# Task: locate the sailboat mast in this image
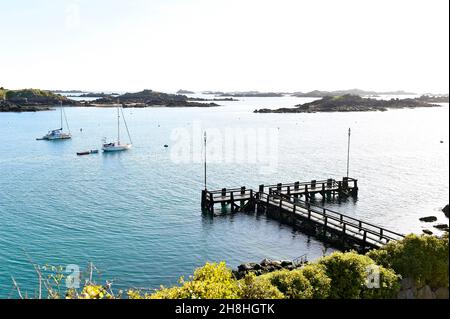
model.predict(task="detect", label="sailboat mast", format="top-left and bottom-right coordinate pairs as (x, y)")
top-left (60, 101), bottom-right (63, 130)
top-left (117, 104), bottom-right (121, 145)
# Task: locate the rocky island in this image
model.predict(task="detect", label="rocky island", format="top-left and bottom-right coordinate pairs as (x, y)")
top-left (0, 88), bottom-right (78, 112)
top-left (254, 94), bottom-right (440, 113)
top-left (415, 94), bottom-right (449, 103)
top-left (177, 89), bottom-right (195, 94)
top-left (203, 91), bottom-right (284, 98)
top-left (91, 89), bottom-right (219, 108)
top-left (291, 89), bottom-right (416, 98)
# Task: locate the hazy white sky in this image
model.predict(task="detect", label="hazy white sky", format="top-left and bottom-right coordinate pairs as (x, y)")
top-left (0, 0), bottom-right (448, 93)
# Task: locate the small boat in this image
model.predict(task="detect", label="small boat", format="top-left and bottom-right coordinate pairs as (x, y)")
top-left (102, 102), bottom-right (133, 153)
top-left (77, 150), bottom-right (99, 156)
top-left (39, 101), bottom-right (72, 141)
top-left (77, 151), bottom-right (90, 156)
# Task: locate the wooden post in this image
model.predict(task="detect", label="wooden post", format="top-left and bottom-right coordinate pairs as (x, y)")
top-left (327, 179), bottom-right (333, 188)
top-left (338, 181), bottom-right (342, 197)
top-left (201, 190), bottom-right (207, 210)
top-left (221, 188), bottom-right (227, 209)
top-left (322, 183), bottom-right (326, 202)
top-left (311, 180), bottom-right (316, 189)
top-left (209, 192), bottom-right (214, 212)
top-left (240, 187), bottom-right (246, 210)
top-left (230, 192), bottom-right (235, 213)
top-left (287, 186), bottom-right (291, 196)
top-left (259, 184), bottom-right (264, 194)
top-left (305, 185), bottom-right (309, 202)
top-left (352, 180), bottom-right (359, 197)
top-left (307, 204), bottom-right (311, 219)
top-left (343, 177), bottom-right (349, 189)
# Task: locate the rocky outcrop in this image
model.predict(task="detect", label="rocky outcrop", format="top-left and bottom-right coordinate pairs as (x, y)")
top-left (233, 258), bottom-right (307, 279)
top-left (416, 95), bottom-right (449, 103)
top-left (397, 278), bottom-right (449, 299)
top-left (443, 205), bottom-right (449, 218)
top-left (254, 95), bottom-right (440, 113)
top-left (434, 224), bottom-right (449, 232)
top-left (177, 89), bottom-right (195, 94)
top-left (1, 88), bottom-right (79, 112)
top-left (420, 216), bottom-right (438, 223)
top-left (93, 90), bottom-right (219, 108)
top-left (0, 100), bottom-right (52, 112)
top-left (291, 89), bottom-right (415, 98)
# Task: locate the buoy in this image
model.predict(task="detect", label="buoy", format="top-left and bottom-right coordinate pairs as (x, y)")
top-left (164, 145), bottom-right (169, 148)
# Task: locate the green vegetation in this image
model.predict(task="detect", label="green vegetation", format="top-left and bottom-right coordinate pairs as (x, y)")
top-left (12, 235), bottom-right (448, 299)
top-left (5, 89), bottom-right (68, 104)
top-left (367, 234), bottom-right (449, 289)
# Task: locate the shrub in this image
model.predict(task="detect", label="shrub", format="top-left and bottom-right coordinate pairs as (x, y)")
top-left (318, 251), bottom-right (399, 299)
top-left (264, 269), bottom-right (313, 299)
top-left (149, 262), bottom-right (240, 299)
top-left (238, 273), bottom-right (284, 299)
top-left (367, 234), bottom-right (449, 288)
top-left (299, 264), bottom-right (332, 299)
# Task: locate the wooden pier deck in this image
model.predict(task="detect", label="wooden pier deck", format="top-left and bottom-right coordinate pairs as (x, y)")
top-left (201, 177), bottom-right (404, 252)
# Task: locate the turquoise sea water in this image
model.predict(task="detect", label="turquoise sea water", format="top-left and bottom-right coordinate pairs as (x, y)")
top-left (0, 96), bottom-right (448, 297)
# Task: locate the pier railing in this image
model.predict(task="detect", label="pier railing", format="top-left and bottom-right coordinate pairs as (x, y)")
top-left (259, 191), bottom-right (404, 248)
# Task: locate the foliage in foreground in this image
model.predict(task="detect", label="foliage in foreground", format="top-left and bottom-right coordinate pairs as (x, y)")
top-left (367, 233), bottom-right (449, 288)
top-left (13, 234), bottom-right (448, 299)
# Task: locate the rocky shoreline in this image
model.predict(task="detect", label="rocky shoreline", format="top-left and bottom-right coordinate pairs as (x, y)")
top-left (233, 258), bottom-right (308, 280)
top-left (255, 94), bottom-right (440, 113)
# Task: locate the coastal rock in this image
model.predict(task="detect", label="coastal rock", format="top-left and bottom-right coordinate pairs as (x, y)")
top-left (434, 224), bottom-right (449, 232)
top-left (434, 287), bottom-right (449, 299)
top-left (401, 278), bottom-right (416, 290)
top-left (443, 205), bottom-right (449, 218)
top-left (416, 285), bottom-right (435, 299)
top-left (92, 89), bottom-right (219, 108)
top-left (419, 216), bottom-right (437, 223)
top-left (398, 289), bottom-right (416, 299)
top-left (260, 258), bottom-right (272, 266)
top-left (238, 263), bottom-right (257, 272)
top-left (422, 230), bottom-right (433, 235)
top-left (281, 260), bottom-right (293, 267)
top-left (254, 95), bottom-right (440, 114)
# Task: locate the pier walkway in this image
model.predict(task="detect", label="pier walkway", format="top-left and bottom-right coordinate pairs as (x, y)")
top-left (201, 178), bottom-right (404, 251)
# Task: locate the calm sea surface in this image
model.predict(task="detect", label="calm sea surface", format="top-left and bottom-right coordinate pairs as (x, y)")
top-left (0, 95), bottom-right (448, 297)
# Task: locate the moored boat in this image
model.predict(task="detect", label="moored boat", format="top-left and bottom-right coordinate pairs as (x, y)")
top-left (102, 102), bottom-right (133, 153)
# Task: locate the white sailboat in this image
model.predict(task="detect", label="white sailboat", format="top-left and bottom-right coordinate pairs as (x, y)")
top-left (102, 103), bottom-right (133, 152)
top-left (39, 101), bottom-right (72, 141)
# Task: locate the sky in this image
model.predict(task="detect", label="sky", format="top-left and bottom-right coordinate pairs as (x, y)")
top-left (0, 0), bottom-right (449, 93)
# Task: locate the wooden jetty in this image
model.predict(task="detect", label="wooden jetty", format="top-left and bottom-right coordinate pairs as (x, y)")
top-left (201, 177), bottom-right (404, 252)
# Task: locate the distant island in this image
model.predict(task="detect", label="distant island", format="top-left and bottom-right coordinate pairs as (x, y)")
top-left (203, 91), bottom-right (285, 98)
top-left (177, 89), bottom-right (195, 94)
top-left (291, 89), bottom-right (416, 98)
top-left (0, 88), bottom-right (79, 112)
top-left (0, 88), bottom-right (219, 112)
top-left (415, 94), bottom-right (449, 103)
top-left (91, 89), bottom-right (219, 108)
top-left (254, 95), bottom-right (440, 113)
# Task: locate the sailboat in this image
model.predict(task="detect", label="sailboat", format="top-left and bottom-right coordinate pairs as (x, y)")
top-left (39, 101), bottom-right (72, 141)
top-left (102, 103), bottom-right (133, 152)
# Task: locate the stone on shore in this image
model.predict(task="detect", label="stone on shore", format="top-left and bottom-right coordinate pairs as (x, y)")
top-left (416, 285), bottom-right (435, 299)
top-left (419, 216), bottom-right (437, 223)
top-left (443, 205), bottom-right (449, 218)
top-left (434, 287), bottom-right (449, 299)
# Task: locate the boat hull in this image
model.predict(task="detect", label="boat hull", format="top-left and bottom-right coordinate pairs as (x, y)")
top-left (102, 144), bottom-right (132, 152)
